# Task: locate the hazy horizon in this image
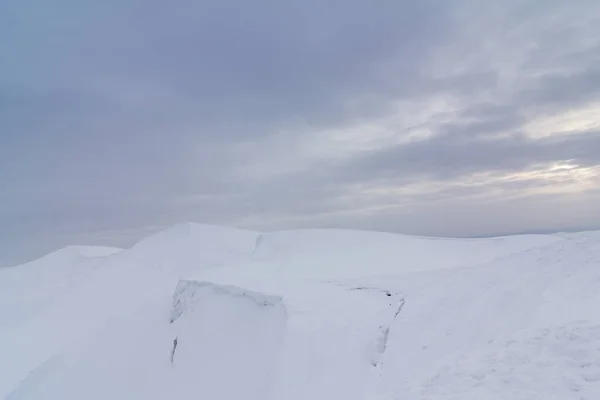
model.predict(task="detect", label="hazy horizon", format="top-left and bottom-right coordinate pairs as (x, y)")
top-left (5, 221), bottom-right (600, 269)
top-left (3, 0), bottom-right (600, 266)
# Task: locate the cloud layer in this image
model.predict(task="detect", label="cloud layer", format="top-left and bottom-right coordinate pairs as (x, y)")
top-left (2, 0), bottom-right (600, 265)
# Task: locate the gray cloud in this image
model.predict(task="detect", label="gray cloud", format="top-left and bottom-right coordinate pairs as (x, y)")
top-left (352, 131), bottom-right (600, 179)
top-left (2, 0), bottom-right (600, 266)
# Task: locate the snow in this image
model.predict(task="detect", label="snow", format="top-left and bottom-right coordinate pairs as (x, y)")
top-left (170, 281), bottom-right (287, 400)
top-left (2, 223), bottom-right (600, 399)
top-left (127, 222), bottom-right (259, 273)
top-left (419, 322), bottom-right (600, 400)
top-left (250, 229), bottom-right (560, 278)
top-left (0, 245), bottom-right (121, 281)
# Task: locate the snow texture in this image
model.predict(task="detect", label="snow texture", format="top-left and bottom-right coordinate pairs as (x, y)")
top-left (2, 223), bottom-right (600, 400)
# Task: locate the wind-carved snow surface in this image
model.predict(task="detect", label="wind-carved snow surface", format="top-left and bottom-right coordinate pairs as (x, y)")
top-left (420, 322), bottom-right (600, 400)
top-left (4, 223), bottom-right (600, 400)
top-left (168, 277), bottom-right (404, 400)
top-left (269, 284), bottom-right (403, 400)
top-left (169, 280), bottom-right (287, 400)
top-left (170, 279), bottom-right (284, 323)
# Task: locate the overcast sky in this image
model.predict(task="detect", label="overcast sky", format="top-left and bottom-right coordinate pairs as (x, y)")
top-left (2, 0), bottom-right (600, 266)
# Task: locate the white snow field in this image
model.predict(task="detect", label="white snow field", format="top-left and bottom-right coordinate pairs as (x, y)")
top-left (2, 223), bottom-right (600, 399)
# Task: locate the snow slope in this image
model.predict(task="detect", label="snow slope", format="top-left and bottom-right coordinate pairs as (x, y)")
top-left (0, 245), bottom-right (122, 330)
top-left (126, 222), bottom-right (259, 272)
top-left (251, 229), bottom-right (560, 278)
top-left (0, 245), bottom-right (122, 399)
top-left (2, 223), bottom-right (600, 399)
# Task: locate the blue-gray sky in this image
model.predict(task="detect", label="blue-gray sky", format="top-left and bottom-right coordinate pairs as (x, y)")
top-left (2, 0), bottom-right (600, 266)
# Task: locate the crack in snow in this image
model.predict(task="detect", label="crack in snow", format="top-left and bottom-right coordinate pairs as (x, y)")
top-left (372, 297), bottom-right (405, 367)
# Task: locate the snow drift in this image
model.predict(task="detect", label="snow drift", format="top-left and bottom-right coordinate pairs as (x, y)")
top-left (170, 280), bottom-right (287, 400)
top-left (2, 223), bottom-right (600, 400)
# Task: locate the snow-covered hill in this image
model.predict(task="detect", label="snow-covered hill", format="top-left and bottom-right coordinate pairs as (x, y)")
top-left (2, 223), bottom-right (599, 399)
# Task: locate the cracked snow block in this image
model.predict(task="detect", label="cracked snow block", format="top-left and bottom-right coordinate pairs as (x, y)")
top-left (169, 280), bottom-right (288, 400)
top-left (170, 279), bottom-right (284, 323)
